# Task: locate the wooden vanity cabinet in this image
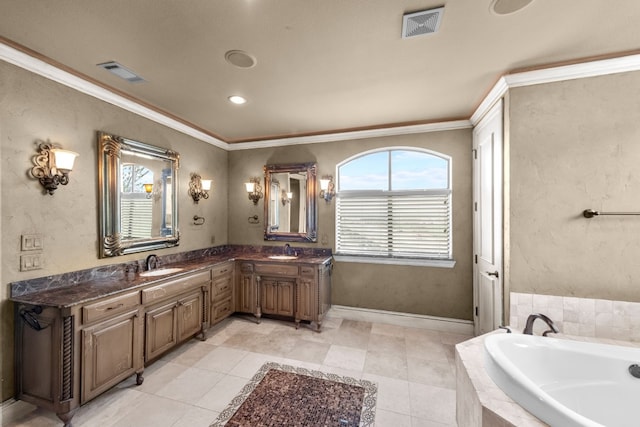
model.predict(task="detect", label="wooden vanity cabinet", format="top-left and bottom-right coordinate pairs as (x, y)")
top-left (142, 270), bottom-right (209, 362)
top-left (239, 260), bottom-right (332, 330)
top-left (211, 261), bottom-right (235, 325)
top-left (236, 262), bottom-right (258, 316)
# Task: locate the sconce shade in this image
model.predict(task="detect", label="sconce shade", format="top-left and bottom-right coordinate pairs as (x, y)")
top-left (51, 149), bottom-right (79, 172)
top-left (143, 183), bottom-right (153, 193)
top-left (188, 173), bottom-right (210, 202)
top-left (30, 140), bottom-right (78, 195)
top-left (287, 191), bottom-right (293, 199)
top-left (319, 175), bottom-right (335, 203)
top-left (246, 177), bottom-right (263, 205)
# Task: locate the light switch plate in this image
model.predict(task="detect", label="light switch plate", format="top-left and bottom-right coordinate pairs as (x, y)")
top-left (21, 234), bottom-right (44, 251)
top-left (20, 253), bottom-right (43, 271)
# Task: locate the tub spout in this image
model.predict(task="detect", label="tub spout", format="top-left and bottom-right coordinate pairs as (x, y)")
top-left (523, 313), bottom-right (559, 336)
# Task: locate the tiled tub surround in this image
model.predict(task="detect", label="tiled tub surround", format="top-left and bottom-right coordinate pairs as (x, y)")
top-left (455, 332), bottom-right (640, 427)
top-left (10, 244), bottom-right (332, 303)
top-left (510, 292), bottom-right (640, 341)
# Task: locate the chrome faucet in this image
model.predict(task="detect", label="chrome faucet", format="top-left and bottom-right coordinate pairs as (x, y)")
top-left (284, 243), bottom-right (291, 255)
top-left (523, 313), bottom-right (559, 336)
top-left (145, 254), bottom-right (159, 271)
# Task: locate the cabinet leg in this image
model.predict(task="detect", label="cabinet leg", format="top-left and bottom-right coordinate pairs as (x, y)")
top-left (295, 320), bottom-right (300, 330)
top-left (136, 371), bottom-right (145, 385)
top-left (57, 409), bottom-right (76, 427)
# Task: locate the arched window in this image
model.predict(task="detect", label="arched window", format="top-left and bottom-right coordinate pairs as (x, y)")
top-left (336, 148), bottom-right (452, 262)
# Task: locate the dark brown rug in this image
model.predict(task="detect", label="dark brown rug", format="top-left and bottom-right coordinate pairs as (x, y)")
top-left (210, 362), bottom-right (377, 427)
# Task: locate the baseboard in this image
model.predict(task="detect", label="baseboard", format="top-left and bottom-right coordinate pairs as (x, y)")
top-left (329, 305), bottom-right (474, 335)
top-left (1, 398), bottom-right (37, 425)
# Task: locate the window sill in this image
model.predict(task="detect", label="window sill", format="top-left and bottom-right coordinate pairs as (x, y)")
top-left (333, 255), bottom-right (456, 268)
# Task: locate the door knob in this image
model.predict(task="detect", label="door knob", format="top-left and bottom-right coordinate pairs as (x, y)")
top-left (487, 271), bottom-right (499, 278)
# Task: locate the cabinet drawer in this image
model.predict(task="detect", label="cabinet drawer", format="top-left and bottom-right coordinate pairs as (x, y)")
top-left (240, 262), bottom-right (254, 273)
top-left (212, 276), bottom-right (233, 298)
top-left (212, 262), bottom-right (234, 277)
top-left (212, 297), bottom-right (233, 323)
top-left (300, 266), bottom-right (315, 276)
top-left (82, 291), bottom-right (140, 324)
top-left (255, 263), bottom-right (298, 276)
top-left (141, 270), bottom-right (210, 304)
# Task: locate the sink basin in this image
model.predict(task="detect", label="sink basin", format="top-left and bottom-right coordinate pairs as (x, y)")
top-left (139, 267), bottom-right (184, 277)
top-left (268, 255), bottom-right (298, 260)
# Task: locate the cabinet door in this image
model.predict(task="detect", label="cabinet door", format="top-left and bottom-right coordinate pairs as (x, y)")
top-left (296, 279), bottom-right (314, 321)
top-left (145, 302), bottom-right (177, 362)
top-left (237, 273), bottom-right (255, 314)
top-left (82, 309), bottom-right (143, 403)
top-left (276, 281), bottom-right (295, 317)
top-left (260, 279), bottom-right (278, 315)
top-left (177, 291), bottom-right (203, 342)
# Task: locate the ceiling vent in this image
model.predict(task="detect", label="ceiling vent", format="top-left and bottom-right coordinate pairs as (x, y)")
top-left (402, 7), bottom-right (444, 38)
top-left (97, 61), bottom-right (145, 83)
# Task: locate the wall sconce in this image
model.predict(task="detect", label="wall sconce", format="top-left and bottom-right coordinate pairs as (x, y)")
top-left (281, 189), bottom-right (292, 206)
top-left (143, 183), bottom-right (153, 199)
top-left (245, 177), bottom-right (263, 205)
top-left (319, 175), bottom-right (335, 203)
top-left (30, 140), bottom-right (79, 195)
top-left (188, 173), bottom-right (212, 203)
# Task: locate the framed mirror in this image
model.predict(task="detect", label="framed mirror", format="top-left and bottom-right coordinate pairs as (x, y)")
top-left (264, 162), bottom-right (318, 242)
top-left (98, 131), bottom-right (180, 257)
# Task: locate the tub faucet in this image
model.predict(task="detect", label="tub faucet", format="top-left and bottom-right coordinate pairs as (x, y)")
top-left (145, 254), bottom-right (159, 271)
top-left (523, 313), bottom-right (559, 336)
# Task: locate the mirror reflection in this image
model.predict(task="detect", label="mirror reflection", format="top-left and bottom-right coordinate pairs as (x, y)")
top-left (99, 132), bottom-right (180, 257)
top-left (264, 163), bottom-right (317, 242)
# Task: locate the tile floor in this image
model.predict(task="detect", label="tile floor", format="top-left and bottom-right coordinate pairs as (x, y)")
top-left (3, 311), bottom-right (471, 427)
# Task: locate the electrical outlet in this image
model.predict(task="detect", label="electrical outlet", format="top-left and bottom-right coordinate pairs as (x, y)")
top-left (21, 234), bottom-right (44, 251)
top-left (20, 253), bottom-right (43, 271)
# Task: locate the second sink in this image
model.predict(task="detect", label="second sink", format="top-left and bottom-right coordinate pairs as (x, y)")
top-left (139, 267), bottom-right (184, 277)
top-left (268, 255), bottom-right (298, 260)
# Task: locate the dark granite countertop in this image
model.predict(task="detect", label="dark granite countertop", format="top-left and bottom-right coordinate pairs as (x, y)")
top-left (10, 249), bottom-right (332, 309)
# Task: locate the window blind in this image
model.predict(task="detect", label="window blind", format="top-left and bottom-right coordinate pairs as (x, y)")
top-left (121, 198), bottom-right (153, 239)
top-left (336, 192), bottom-right (451, 259)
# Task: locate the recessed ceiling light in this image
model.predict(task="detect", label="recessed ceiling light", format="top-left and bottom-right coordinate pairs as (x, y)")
top-left (228, 95), bottom-right (247, 105)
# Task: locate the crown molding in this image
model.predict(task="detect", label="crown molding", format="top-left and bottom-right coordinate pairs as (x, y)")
top-left (0, 42), bottom-right (229, 150)
top-left (4, 40), bottom-right (640, 148)
top-left (226, 120), bottom-right (473, 151)
top-left (471, 53), bottom-right (640, 125)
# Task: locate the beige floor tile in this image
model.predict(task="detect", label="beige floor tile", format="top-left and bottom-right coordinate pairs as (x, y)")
top-left (407, 357), bottom-right (456, 389)
top-left (108, 393), bottom-right (191, 427)
top-left (375, 409), bottom-right (413, 427)
top-left (284, 339), bottom-right (331, 364)
top-left (170, 406), bottom-right (219, 427)
top-left (363, 350), bottom-right (408, 380)
top-left (332, 329), bottom-right (371, 349)
top-left (411, 417), bottom-right (456, 426)
top-left (117, 361), bottom-right (187, 394)
top-left (371, 323), bottom-right (408, 337)
top-left (362, 373), bottom-right (410, 415)
top-left (193, 346), bottom-right (247, 373)
top-left (160, 340), bottom-right (216, 366)
top-left (323, 344), bottom-right (368, 371)
top-left (408, 382), bottom-right (456, 425)
top-left (227, 352), bottom-right (284, 378)
top-left (2, 407), bottom-right (60, 427)
top-left (155, 367), bottom-right (224, 403)
top-left (369, 333), bottom-right (407, 355)
top-left (72, 387), bottom-right (145, 426)
top-left (195, 375), bottom-right (248, 412)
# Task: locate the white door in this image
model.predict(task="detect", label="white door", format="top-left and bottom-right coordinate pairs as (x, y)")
top-left (472, 99), bottom-right (503, 336)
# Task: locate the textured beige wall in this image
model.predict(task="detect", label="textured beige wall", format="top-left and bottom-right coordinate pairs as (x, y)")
top-left (0, 62), bottom-right (228, 400)
top-left (508, 71), bottom-right (640, 302)
top-left (228, 130), bottom-right (474, 320)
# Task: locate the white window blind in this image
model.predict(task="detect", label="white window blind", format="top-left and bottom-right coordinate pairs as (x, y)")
top-left (336, 191), bottom-right (451, 259)
top-left (121, 198), bottom-right (153, 239)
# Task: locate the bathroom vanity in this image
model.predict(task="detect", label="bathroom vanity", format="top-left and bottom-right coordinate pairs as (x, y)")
top-left (11, 249), bottom-right (331, 426)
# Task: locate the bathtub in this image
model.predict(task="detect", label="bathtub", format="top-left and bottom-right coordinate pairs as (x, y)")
top-left (484, 333), bottom-right (640, 427)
